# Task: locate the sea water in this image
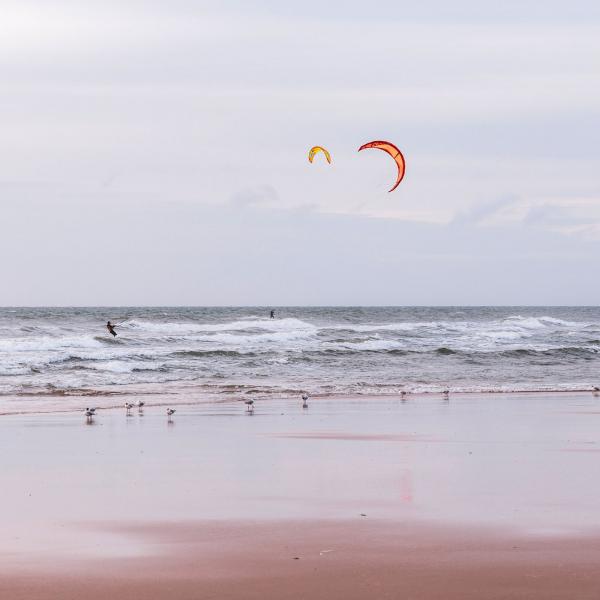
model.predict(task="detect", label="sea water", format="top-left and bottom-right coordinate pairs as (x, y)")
top-left (0, 307), bottom-right (599, 407)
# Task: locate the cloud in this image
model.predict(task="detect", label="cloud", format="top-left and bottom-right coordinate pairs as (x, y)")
top-left (1, 193), bottom-right (599, 305)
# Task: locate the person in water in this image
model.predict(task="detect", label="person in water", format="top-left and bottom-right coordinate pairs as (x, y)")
top-left (106, 321), bottom-right (117, 337)
top-left (270, 310), bottom-right (275, 319)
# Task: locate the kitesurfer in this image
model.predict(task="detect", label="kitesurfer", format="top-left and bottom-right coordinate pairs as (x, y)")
top-left (106, 321), bottom-right (117, 337)
top-left (270, 310), bottom-right (275, 319)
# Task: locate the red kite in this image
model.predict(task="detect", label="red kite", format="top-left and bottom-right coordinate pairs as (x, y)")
top-left (358, 140), bottom-right (405, 192)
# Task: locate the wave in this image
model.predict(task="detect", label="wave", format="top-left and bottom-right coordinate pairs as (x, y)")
top-left (93, 335), bottom-right (127, 345)
top-left (505, 315), bottom-right (582, 328)
top-left (1, 314), bottom-right (590, 354)
top-left (124, 317), bottom-right (317, 335)
top-left (0, 334), bottom-right (104, 353)
top-left (2, 309), bottom-right (600, 403)
top-left (173, 349), bottom-right (254, 358)
top-left (0, 365), bottom-right (32, 376)
top-left (309, 343), bottom-right (600, 358)
top-left (436, 347), bottom-right (456, 355)
top-left (84, 360), bottom-right (167, 374)
top-left (190, 330), bottom-right (317, 345)
top-left (321, 315), bottom-right (591, 339)
top-left (495, 346), bottom-right (600, 359)
top-left (324, 321), bottom-right (444, 333)
top-left (0, 384), bottom-right (134, 398)
top-left (325, 339), bottom-right (404, 352)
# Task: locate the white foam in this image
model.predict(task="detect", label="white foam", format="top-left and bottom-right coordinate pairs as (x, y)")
top-left (0, 334), bottom-right (103, 353)
top-left (125, 317), bottom-right (317, 335)
top-left (88, 360), bottom-right (164, 374)
top-left (504, 315), bottom-right (584, 329)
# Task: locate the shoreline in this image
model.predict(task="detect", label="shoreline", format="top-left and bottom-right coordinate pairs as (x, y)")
top-left (1, 387), bottom-right (599, 417)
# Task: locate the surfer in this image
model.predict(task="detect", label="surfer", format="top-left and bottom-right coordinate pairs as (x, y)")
top-left (270, 310), bottom-right (275, 319)
top-left (106, 321), bottom-right (117, 337)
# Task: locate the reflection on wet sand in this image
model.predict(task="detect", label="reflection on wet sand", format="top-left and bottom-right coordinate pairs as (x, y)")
top-left (2, 392), bottom-right (600, 598)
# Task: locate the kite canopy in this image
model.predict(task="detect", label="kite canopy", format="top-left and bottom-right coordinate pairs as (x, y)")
top-left (358, 140), bottom-right (405, 192)
top-left (308, 146), bottom-right (332, 164)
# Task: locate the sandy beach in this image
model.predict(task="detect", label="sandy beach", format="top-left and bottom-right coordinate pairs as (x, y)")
top-left (2, 392), bottom-right (600, 598)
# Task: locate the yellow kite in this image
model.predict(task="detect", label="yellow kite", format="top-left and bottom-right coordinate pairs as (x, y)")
top-left (308, 146), bottom-right (332, 164)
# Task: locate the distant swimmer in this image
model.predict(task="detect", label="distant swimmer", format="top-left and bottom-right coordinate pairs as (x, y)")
top-left (106, 321), bottom-right (117, 337)
top-left (270, 310), bottom-right (275, 319)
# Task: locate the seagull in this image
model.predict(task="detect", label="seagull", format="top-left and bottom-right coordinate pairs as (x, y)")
top-left (593, 386), bottom-right (600, 396)
top-left (301, 394), bottom-right (309, 409)
top-left (442, 389), bottom-right (450, 399)
top-left (125, 402), bottom-right (134, 414)
top-left (85, 407), bottom-right (97, 414)
top-left (136, 400), bottom-right (145, 412)
top-left (166, 408), bottom-right (176, 421)
top-left (244, 399), bottom-right (254, 413)
top-left (85, 408), bottom-right (95, 423)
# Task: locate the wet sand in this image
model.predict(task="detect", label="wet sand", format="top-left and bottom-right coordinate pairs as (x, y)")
top-left (2, 392), bottom-right (600, 598)
top-left (4, 520), bottom-right (600, 600)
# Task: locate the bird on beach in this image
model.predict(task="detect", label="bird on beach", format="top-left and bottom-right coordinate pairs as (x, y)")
top-left (125, 402), bottom-right (134, 415)
top-left (442, 389), bottom-right (450, 400)
top-left (166, 408), bottom-right (176, 421)
top-left (84, 408), bottom-right (95, 423)
top-left (244, 399), bottom-right (254, 413)
top-left (85, 407), bottom-right (97, 415)
top-left (593, 386), bottom-right (600, 397)
top-left (136, 400), bottom-right (145, 412)
top-left (301, 394), bottom-right (309, 409)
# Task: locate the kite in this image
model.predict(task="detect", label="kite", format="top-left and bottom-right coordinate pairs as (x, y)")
top-left (308, 146), bottom-right (332, 164)
top-left (358, 140), bottom-right (405, 192)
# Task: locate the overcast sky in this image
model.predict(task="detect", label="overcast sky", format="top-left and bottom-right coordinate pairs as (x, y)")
top-left (1, 1), bottom-right (599, 305)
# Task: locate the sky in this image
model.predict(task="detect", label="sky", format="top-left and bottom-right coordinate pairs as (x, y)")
top-left (1, 1), bottom-right (599, 306)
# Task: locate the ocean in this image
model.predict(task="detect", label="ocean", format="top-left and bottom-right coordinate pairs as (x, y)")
top-left (1, 307), bottom-right (599, 408)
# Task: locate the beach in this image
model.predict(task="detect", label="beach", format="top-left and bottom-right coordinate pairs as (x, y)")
top-left (2, 392), bottom-right (600, 598)
top-left (3, 0), bottom-right (600, 595)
